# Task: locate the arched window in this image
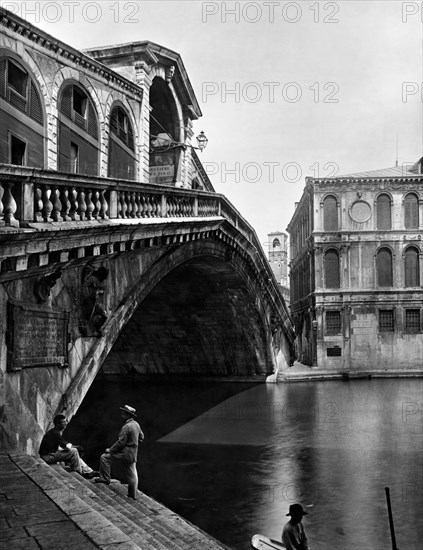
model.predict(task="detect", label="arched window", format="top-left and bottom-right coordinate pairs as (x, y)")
top-left (58, 83), bottom-right (99, 176)
top-left (108, 105), bottom-right (136, 180)
top-left (404, 193), bottom-right (419, 229)
top-left (376, 248), bottom-right (393, 287)
top-left (324, 249), bottom-right (340, 288)
top-left (0, 55), bottom-right (44, 167)
top-left (273, 238), bottom-right (280, 248)
top-left (404, 247), bottom-right (419, 287)
top-left (323, 196), bottom-right (338, 231)
top-left (149, 76), bottom-right (180, 185)
top-left (377, 194), bottom-right (391, 230)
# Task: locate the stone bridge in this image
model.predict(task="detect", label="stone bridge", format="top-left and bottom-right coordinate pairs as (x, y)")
top-left (0, 166), bottom-right (295, 453)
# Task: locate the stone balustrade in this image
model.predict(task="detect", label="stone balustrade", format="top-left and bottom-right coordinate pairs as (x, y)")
top-left (0, 166), bottom-right (224, 227)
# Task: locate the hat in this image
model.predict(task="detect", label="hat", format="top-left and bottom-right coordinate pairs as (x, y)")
top-left (120, 405), bottom-right (137, 417)
top-left (286, 504), bottom-right (307, 516)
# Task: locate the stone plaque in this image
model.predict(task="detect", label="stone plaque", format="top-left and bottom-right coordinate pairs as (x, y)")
top-left (6, 302), bottom-right (69, 371)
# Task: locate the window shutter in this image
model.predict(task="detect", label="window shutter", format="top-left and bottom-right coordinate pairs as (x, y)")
top-left (325, 250), bottom-right (340, 288)
top-left (405, 247), bottom-right (419, 287)
top-left (60, 86), bottom-right (72, 118)
top-left (87, 101), bottom-right (98, 139)
top-left (29, 80), bottom-right (43, 125)
top-left (323, 196), bottom-right (338, 231)
top-left (0, 59), bottom-right (6, 98)
top-left (376, 248), bottom-right (393, 287)
top-left (377, 195), bottom-right (391, 230)
top-left (404, 194), bottom-right (418, 229)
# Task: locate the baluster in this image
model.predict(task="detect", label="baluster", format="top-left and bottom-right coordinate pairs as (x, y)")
top-left (130, 192), bottom-right (137, 218)
top-left (140, 194), bottom-right (147, 217)
top-left (168, 197), bottom-right (175, 217)
top-left (69, 187), bottom-right (79, 220)
top-left (121, 191), bottom-right (128, 219)
top-left (60, 187), bottom-right (71, 221)
top-left (3, 182), bottom-right (18, 226)
top-left (135, 192), bottom-right (142, 217)
top-left (99, 190), bottom-right (108, 219)
top-left (50, 187), bottom-right (62, 222)
top-left (146, 195), bottom-right (153, 218)
top-left (86, 190), bottom-right (95, 220)
top-left (0, 183), bottom-right (4, 222)
top-left (92, 190), bottom-right (100, 219)
top-left (34, 184), bottom-right (43, 222)
top-left (176, 198), bottom-right (182, 217)
top-left (150, 195), bottom-right (158, 217)
top-left (78, 188), bottom-right (87, 221)
top-left (117, 191), bottom-right (123, 218)
top-left (41, 185), bottom-right (53, 222)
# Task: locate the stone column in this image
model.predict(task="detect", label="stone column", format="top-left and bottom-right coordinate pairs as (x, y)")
top-left (134, 62), bottom-right (153, 184)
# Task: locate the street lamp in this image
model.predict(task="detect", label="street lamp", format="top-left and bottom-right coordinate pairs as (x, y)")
top-left (196, 131), bottom-right (208, 152)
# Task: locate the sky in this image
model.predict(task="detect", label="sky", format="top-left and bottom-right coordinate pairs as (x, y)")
top-left (3, 0), bottom-right (422, 248)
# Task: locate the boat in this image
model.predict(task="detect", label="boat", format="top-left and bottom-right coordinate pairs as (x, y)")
top-left (251, 534), bottom-right (286, 549)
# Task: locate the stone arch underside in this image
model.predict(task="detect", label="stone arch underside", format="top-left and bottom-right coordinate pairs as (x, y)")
top-left (103, 255), bottom-right (270, 376)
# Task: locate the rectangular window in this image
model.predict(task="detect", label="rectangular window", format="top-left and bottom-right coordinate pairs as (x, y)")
top-left (10, 135), bottom-right (26, 166)
top-left (379, 310), bottom-right (394, 332)
top-left (405, 309), bottom-right (420, 333)
top-left (327, 346), bottom-right (342, 357)
top-left (326, 311), bottom-right (341, 334)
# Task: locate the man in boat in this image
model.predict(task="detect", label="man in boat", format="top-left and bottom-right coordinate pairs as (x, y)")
top-left (39, 414), bottom-right (98, 478)
top-left (94, 405), bottom-right (144, 499)
top-left (281, 503), bottom-right (310, 550)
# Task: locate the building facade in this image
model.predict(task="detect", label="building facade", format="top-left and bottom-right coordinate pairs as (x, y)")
top-left (287, 160), bottom-right (423, 372)
top-left (0, 7), bottom-right (213, 192)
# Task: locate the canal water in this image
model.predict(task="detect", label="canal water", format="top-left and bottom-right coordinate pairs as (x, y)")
top-left (67, 377), bottom-right (423, 550)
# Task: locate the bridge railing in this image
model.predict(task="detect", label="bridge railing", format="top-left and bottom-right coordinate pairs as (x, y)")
top-left (0, 165), bottom-right (260, 245)
top-left (0, 165), bottom-right (224, 227)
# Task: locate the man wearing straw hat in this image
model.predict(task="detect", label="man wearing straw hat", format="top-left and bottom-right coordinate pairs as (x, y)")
top-left (94, 405), bottom-right (144, 499)
top-left (281, 504), bottom-right (310, 550)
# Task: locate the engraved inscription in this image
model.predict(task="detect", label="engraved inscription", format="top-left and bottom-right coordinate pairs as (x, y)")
top-left (7, 302), bottom-right (69, 371)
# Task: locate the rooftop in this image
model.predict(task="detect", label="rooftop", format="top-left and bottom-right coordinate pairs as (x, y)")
top-left (335, 157), bottom-right (423, 179)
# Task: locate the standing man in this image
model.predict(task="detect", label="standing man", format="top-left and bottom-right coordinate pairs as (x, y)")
top-left (39, 414), bottom-right (97, 478)
top-left (94, 405), bottom-right (144, 499)
top-left (282, 504), bottom-right (310, 550)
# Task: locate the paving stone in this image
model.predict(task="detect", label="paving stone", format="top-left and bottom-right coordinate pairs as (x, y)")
top-left (80, 524), bottom-right (131, 546)
top-left (26, 519), bottom-right (81, 537)
top-left (6, 509), bottom-right (67, 527)
top-left (4, 537), bottom-right (40, 550)
top-left (33, 531), bottom-right (96, 549)
top-left (0, 526), bottom-right (29, 541)
top-left (12, 500), bottom-right (59, 515)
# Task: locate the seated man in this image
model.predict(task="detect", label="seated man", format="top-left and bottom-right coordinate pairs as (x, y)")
top-left (39, 414), bottom-right (98, 479)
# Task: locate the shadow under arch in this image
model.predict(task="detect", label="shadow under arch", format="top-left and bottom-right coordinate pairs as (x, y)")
top-left (104, 254), bottom-right (270, 377)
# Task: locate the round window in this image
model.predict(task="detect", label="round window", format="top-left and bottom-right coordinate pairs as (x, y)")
top-left (350, 200), bottom-right (372, 223)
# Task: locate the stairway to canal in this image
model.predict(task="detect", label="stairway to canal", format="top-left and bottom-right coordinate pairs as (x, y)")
top-left (0, 452), bottom-right (229, 550)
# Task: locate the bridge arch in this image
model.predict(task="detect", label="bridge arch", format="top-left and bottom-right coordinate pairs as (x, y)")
top-left (65, 235), bottom-right (292, 417)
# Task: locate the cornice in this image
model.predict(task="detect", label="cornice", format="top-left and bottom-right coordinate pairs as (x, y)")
top-left (0, 7), bottom-right (143, 100)
top-left (84, 41), bottom-right (202, 119)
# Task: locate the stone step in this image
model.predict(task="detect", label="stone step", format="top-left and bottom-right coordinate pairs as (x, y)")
top-left (35, 460), bottom-right (169, 550)
top-left (9, 453), bottom-right (144, 550)
top-left (9, 454), bottom-right (229, 550)
top-left (107, 482), bottom-right (228, 550)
